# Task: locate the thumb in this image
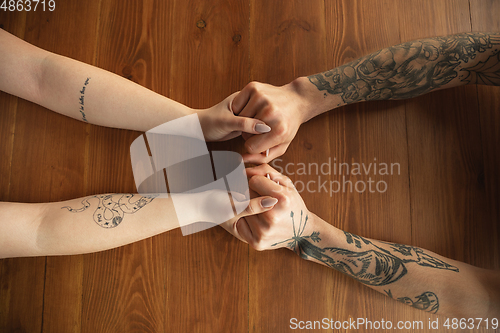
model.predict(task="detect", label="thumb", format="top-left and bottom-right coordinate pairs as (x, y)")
top-left (229, 115), bottom-right (271, 135)
top-left (237, 196), bottom-right (278, 219)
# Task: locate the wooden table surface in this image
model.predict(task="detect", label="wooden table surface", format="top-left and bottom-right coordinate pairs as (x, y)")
top-left (1, 0), bottom-right (499, 332)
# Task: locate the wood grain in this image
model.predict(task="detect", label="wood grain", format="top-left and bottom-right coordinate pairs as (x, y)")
top-left (1, 1), bottom-right (96, 331)
top-left (80, 1), bottom-right (173, 332)
top-left (0, 0), bottom-right (499, 332)
top-left (323, 0), bottom-right (419, 329)
top-left (249, 1), bottom-right (335, 332)
top-left (0, 11), bottom-right (25, 202)
top-left (469, 0), bottom-right (500, 270)
top-left (165, 0), bottom-right (250, 331)
top-left (399, 0), bottom-right (492, 266)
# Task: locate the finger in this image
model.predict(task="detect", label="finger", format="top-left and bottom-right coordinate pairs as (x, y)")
top-left (244, 130), bottom-right (284, 155)
top-left (231, 83), bottom-right (257, 115)
top-left (242, 143), bottom-right (288, 164)
top-left (234, 218), bottom-right (253, 243)
top-left (246, 164), bottom-right (294, 188)
top-left (247, 175), bottom-right (286, 197)
top-left (245, 163), bottom-right (280, 176)
top-left (242, 132), bottom-right (253, 141)
top-left (228, 115), bottom-right (271, 135)
top-left (237, 195), bottom-right (278, 219)
top-left (219, 131), bottom-right (242, 141)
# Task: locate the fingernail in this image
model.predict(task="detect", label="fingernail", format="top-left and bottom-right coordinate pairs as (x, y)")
top-left (266, 149), bottom-right (269, 157)
top-left (255, 123), bottom-right (271, 133)
top-left (262, 198), bottom-right (278, 208)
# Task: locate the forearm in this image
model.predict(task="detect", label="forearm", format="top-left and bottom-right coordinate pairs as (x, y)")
top-left (10, 194), bottom-right (178, 258)
top-left (0, 29), bottom-right (193, 132)
top-left (295, 32), bottom-right (500, 121)
top-left (293, 213), bottom-right (500, 318)
top-left (38, 53), bottom-right (193, 131)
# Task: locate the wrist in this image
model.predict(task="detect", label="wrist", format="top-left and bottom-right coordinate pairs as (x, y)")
top-left (292, 212), bottom-right (341, 259)
top-left (285, 77), bottom-right (317, 124)
top-left (191, 108), bottom-right (212, 140)
top-left (288, 76), bottom-right (343, 123)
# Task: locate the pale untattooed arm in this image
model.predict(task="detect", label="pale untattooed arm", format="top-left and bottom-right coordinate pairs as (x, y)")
top-left (0, 28), bottom-right (270, 141)
top-left (0, 192), bottom-right (277, 258)
top-left (232, 32), bottom-right (500, 163)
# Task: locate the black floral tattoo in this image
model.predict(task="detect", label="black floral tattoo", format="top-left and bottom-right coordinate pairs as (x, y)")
top-left (78, 77), bottom-right (90, 122)
top-left (385, 289), bottom-right (439, 314)
top-left (308, 33), bottom-right (500, 104)
top-left (273, 211), bottom-right (458, 287)
top-left (62, 194), bottom-right (156, 228)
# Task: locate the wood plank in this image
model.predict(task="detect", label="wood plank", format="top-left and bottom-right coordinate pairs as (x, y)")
top-left (324, 0), bottom-right (418, 328)
top-left (80, 1), bottom-right (172, 332)
top-left (165, 0), bottom-right (250, 331)
top-left (0, 1), bottom-right (498, 332)
top-left (1, 2), bottom-right (95, 331)
top-left (399, 0), bottom-right (494, 265)
top-left (469, 0), bottom-right (500, 270)
top-left (20, 2), bottom-right (101, 332)
top-left (0, 92), bottom-right (17, 202)
top-left (248, 0), bottom-right (334, 331)
top-left (0, 11), bottom-right (25, 202)
top-left (0, 12), bottom-right (34, 333)
top-left (398, 2), bottom-right (496, 331)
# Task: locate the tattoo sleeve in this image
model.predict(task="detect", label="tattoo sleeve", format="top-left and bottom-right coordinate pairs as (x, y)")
top-left (62, 193), bottom-right (156, 228)
top-left (308, 32), bottom-right (500, 104)
top-left (271, 210), bottom-right (454, 314)
top-left (273, 211), bottom-right (458, 287)
top-left (385, 289), bottom-right (439, 314)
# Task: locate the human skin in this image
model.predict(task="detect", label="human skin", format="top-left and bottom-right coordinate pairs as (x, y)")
top-left (0, 28), bottom-right (271, 141)
top-left (231, 32), bottom-right (500, 163)
top-left (222, 164), bottom-right (500, 320)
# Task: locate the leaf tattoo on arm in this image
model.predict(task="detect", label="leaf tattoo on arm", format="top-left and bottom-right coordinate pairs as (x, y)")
top-left (62, 194), bottom-right (156, 228)
top-left (385, 289), bottom-right (440, 314)
top-left (272, 211), bottom-right (458, 287)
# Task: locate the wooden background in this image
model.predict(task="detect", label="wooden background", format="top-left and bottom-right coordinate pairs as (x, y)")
top-left (1, 0), bottom-right (499, 332)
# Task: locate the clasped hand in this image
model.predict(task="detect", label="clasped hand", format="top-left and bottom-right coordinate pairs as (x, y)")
top-left (199, 82), bottom-right (315, 251)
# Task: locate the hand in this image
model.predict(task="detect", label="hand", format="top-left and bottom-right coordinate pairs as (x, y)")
top-left (221, 164), bottom-right (313, 251)
top-left (231, 80), bottom-right (312, 163)
top-left (196, 92), bottom-right (271, 142)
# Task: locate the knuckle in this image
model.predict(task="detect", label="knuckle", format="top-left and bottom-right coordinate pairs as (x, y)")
top-left (239, 117), bottom-right (250, 129)
top-left (248, 81), bottom-right (259, 91)
top-left (273, 124), bottom-right (288, 137)
top-left (278, 194), bottom-right (291, 207)
top-left (248, 175), bottom-right (260, 188)
top-left (267, 213), bottom-right (281, 226)
top-left (262, 105), bottom-right (276, 118)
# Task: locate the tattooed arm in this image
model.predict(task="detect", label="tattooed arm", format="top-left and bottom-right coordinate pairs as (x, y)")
top-left (231, 32), bottom-right (500, 163)
top-left (0, 28), bottom-right (270, 141)
top-left (0, 192), bottom-right (275, 258)
top-left (223, 164), bottom-right (500, 319)
top-left (292, 215), bottom-right (500, 319)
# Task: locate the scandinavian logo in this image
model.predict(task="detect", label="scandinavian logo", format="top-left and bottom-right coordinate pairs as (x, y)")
top-left (130, 114), bottom-right (249, 235)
